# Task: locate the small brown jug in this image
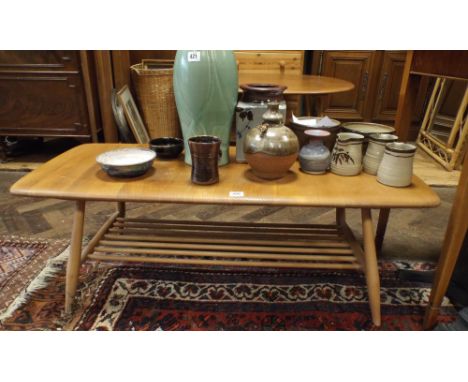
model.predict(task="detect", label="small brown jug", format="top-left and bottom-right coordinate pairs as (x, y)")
top-left (188, 135), bottom-right (221, 185)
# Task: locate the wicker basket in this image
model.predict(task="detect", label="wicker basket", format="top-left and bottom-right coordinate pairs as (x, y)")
top-left (130, 61), bottom-right (181, 139)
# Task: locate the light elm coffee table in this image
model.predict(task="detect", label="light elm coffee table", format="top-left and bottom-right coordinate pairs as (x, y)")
top-left (10, 143), bottom-right (440, 326)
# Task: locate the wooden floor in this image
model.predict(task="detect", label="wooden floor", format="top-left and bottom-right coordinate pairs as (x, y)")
top-left (413, 149), bottom-right (461, 186)
top-left (0, 170), bottom-right (456, 261)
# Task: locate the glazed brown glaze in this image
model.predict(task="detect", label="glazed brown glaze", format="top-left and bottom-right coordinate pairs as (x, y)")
top-left (245, 152), bottom-right (298, 180)
top-left (239, 83), bottom-right (287, 103)
top-left (188, 136), bottom-right (221, 185)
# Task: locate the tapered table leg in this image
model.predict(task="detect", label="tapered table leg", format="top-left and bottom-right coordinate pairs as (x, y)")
top-left (65, 200), bottom-right (86, 314)
top-left (336, 208), bottom-right (346, 227)
top-left (117, 201), bottom-right (126, 217)
top-left (361, 208), bottom-right (381, 326)
top-left (375, 208), bottom-right (390, 255)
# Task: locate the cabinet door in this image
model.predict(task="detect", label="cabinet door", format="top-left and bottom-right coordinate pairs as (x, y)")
top-left (372, 51), bottom-right (406, 121)
top-left (0, 73), bottom-right (90, 138)
top-left (318, 51), bottom-right (377, 120)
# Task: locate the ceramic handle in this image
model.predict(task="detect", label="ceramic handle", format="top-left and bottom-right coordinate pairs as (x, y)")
top-left (279, 60), bottom-right (286, 70)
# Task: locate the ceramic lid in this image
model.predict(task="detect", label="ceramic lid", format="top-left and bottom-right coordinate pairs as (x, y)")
top-left (262, 102), bottom-right (283, 125)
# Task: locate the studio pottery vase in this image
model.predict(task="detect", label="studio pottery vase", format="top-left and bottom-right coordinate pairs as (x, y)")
top-left (173, 50), bottom-right (238, 166)
top-left (244, 102), bottom-right (299, 180)
top-left (330, 132), bottom-right (364, 176)
top-left (299, 129), bottom-right (331, 174)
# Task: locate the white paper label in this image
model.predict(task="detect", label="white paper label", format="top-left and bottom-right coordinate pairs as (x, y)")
top-left (187, 51), bottom-right (201, 62)
top-left (229, 191), bottom-right (244, 198)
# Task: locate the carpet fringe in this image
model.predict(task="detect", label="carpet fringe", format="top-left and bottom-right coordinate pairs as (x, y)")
top-left (0, 245), bottom-right (70, 323)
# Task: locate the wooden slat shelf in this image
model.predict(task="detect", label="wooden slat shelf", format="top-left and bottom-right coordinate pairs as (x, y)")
top-left (86, 216), bottom-right (362, 271)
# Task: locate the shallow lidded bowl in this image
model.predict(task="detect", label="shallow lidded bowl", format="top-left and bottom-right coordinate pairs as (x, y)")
top-left (96, 148), bottom-right (156, 177)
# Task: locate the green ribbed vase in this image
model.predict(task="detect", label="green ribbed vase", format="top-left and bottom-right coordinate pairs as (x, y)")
top-left (173, 50), bottom-right (238, 166)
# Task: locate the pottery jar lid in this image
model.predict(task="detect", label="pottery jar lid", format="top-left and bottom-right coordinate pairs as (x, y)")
top-left (385, 142), bottom-right (417, 154)
top-left (369, 133), bottom-right (399, 143)
top-left (262, 101), bottom-right (283, 125)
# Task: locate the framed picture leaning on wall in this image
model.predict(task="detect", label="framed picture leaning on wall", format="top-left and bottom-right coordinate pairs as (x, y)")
top-left (117, 85), bottom-right (150, 144)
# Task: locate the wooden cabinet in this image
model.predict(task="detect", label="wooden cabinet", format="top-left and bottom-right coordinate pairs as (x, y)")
top-left (313, 51), bottom-right (376, 120)
top-left (0, 51), bottom-right (81, 72)
top-left (0, 51), bottom-right (99, 141)
top-left (311, 50), bottom-right (427, 124)
top-left (372, 51), bottom-right (407, 121)
top-left (234, 50), bottom-right (304, 74)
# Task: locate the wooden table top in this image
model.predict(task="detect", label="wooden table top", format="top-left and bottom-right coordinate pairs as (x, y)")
top-left (238, 72), bottom-right (355, 95)
top-left (11, 144), bottom-right (440, 208)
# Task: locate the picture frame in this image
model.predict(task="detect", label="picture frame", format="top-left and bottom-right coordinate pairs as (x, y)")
top-left (117, 85), bottom-right (150, 144)
top-left (111, 88), bottom-right (135, 143)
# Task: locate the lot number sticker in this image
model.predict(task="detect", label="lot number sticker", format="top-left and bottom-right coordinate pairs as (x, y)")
top-left (229, 191), bottom-right (244, 198)
top-left (188, 51), bottom-right (201, 62)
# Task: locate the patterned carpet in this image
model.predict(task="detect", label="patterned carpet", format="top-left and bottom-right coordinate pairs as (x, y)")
top-left (0, 247), bottom-right (457, 330)
top-left (0, 236), bottom-right (68, 314)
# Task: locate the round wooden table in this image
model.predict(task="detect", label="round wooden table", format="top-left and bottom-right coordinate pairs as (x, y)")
top-left (238, 72), bottom-right (354, 115)
top-left (239, 72), bottom-right (354, 95)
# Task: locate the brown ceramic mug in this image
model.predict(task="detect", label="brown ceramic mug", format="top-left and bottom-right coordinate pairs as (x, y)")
top-left (188, 135), bottom-right (222, 185)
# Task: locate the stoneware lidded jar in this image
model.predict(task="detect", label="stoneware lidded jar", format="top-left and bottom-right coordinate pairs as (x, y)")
top-left (330, 132), bottom-right (365, 176)
top-left (377, 142), bottom-right (417, 187)
top-left (363, 133), bottom-right (399, 175)
top-left (244, 101), bottom-right (299, 180)
top-left (235, 83), bottom-right (287, 163)
top-left (299, 129), bottom-right (331, 174)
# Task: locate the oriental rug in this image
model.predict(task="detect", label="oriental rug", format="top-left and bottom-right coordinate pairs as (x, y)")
top-left (0, 255), bottom-right (457, 331)
top-left (0, 236), bottom-right (68, 317)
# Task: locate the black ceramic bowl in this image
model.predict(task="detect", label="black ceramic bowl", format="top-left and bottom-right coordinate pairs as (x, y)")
top-left (149, 137), bottom-right (184, 159)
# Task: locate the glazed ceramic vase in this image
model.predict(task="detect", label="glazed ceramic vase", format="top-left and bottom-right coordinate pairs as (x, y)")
top-left (377, 142), bottom-right (417, 187)
top-left (188, 136), bottom-right (221, 185)
top-left (299, 129), bottom-right (331, 174)
top-left (290, 116), bottom-right (341, 151)
top-left (244, 102), bottom-right (299, 180)
top-left (330, 132), bottom-right (364, 176)
top-left (173, 50), bottom-right (238, 166)
top-left (363, 133), bottom-right (398, 175)
top-left (235, 83), bottom-right (287, 163)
